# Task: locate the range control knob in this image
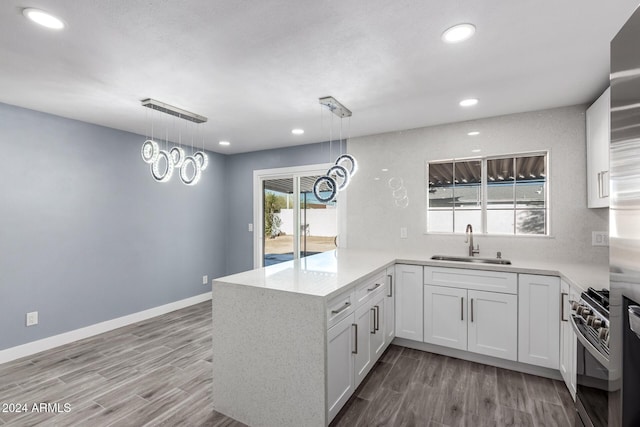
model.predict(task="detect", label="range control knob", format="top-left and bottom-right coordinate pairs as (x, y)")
top-left (599, 327), bottom-right (609, 341)
top-left (592, 319), bottom-right (603, 329)
top-left (586, 316), bottom-right (597, 327)
top-left (579, 308), bottom-right (592, 318)
top-left (571, 301), bottom-right (581, 311)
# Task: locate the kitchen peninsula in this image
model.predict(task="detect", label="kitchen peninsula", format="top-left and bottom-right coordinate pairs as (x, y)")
top-left (211, 249), bottom-right (608, 427)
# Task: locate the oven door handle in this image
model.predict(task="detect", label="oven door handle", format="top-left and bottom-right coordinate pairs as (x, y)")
top-left (570, 315), bottom-right (610, 370)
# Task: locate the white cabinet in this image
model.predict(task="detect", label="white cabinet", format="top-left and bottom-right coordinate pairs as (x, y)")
top-left (353, 303), bottom-right (373, 387)
top-left (467, 290), bottom-right (518, 361)
top-left (395, 264), bottom-right (423, 341)
top-left (370, 289), bottom-right (386, 363)
top-left (327, 269), bottom-right (394, 422)
top-left (518, 274), bottom-right (560, 369)
top-left (327, 313), bottom-right (355, 421)
top-left (587, 87), bottom-right (610, 208)
top-left (560, 279), bottom-right (579, 400)
top-left (424, 285), bottom-right (467, 351)
top-left (384, 267), bottom-right (395, 342)
top-left (424, 284), bottom-right (517, 361)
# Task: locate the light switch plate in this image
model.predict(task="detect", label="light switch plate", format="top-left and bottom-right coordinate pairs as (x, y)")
top-left (400, 227), bottom-right (408, 239)
top-left (592, 231), bottom-right (609, 247)
top-left (203, 275), bottom-right (208, 285)
top-left (248, 223), bottom-right (253, 232)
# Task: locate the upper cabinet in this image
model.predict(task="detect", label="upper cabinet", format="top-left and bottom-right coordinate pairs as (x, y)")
top-left (586, 87), bottom-right (610, 208)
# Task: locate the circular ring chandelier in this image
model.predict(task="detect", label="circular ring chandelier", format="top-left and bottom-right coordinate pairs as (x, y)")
top-left (313, 175), bottom-right (337, 203)
top-left (180, 156), bottom-right (202, 186)
top-left (151, 150), bottom-right (174, 183)
top-left (141, 139), bottom-right (159, 164)
top-left (170, 146), bottom-right (186, 168)
top-left (327, 164), bottom-right (350, 191)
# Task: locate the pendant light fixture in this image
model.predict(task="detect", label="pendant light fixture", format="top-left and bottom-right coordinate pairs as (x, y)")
top-left (140, 98), bottom-right (209, 186)
top-left (313, 96), bottom-right (358, 203)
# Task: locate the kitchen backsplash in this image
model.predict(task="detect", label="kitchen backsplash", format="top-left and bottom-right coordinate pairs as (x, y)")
top-left (345, 105), bottom-right (609, 265)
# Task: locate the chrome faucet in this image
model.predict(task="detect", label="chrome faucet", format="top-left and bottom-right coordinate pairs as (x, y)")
top-left (465, 224), bottom-right (480, 256)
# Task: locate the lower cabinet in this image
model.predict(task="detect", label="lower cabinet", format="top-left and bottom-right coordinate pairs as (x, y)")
top-left (353, 302), bottom-right (373, 387)
top-left (423, 285), bottom-right (467, 351)
top-left (327, 273), bottom-right (390, 422)
top-left (370, 290), bottom-right (387, 363)
top-left (395, 264), bottom-right (423, 341)
top-left (327, 313), bottom-right (355, 421)
top-left (467, 290), bottom-right (518, 361)
top-left (384, 267), bottom-right (395, 342)
top-left (518, 274), bottom-right (560, 369)
top-left (423, 284), bottom-right (517, 360)
top-left (559, 279), bottom-right (578, 400)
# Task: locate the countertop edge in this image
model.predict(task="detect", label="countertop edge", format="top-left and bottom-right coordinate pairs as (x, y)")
top-left (213, 251), bottom-right (607, 299)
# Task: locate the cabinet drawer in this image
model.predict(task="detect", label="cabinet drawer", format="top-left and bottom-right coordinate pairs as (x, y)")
top-left (327, 290), bottom-right (355, 328)
top-left (424, 266), bottom-right (517, 294)
top-left (354, 272), bottom-right (386, 306)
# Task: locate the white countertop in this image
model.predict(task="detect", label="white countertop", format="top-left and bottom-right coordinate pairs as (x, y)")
top-left (213, 250), bottom-right (396, 298)
top-left (213, 249), bottom-right (609, 299)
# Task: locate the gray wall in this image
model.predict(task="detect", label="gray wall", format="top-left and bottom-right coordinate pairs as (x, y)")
top-left (346, 105), bottom-right (609, 265)
top-left (224, 143), bottom-right (342, 274)
top-left (0, 102), bottom-right (227, 350)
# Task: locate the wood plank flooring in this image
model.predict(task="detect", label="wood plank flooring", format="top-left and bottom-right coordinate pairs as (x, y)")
top-left (0, 301), bottom-right (243, 427)
top-left (1, 301), bottom-right (575, 426)
top-left (331, 344), bottom-right (575, 427)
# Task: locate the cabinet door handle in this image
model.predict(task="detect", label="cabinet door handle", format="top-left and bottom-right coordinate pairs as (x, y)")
top-left (387, 274), bottom-right (393, 297)
top-left (461, 297), bottom-right (464, 321)
top-left (352, 323), bottom-right (358, 354)
top-left (561, 292), bottom-right (568, 322)
top-left (367, 283), bottom-right (381, 292)
top-left (374, 305), bottom-right (380, 331)
top-left (602, 170), bottom-right (609, 198)
top-left (470, 298), bottom-right (474, 322)
top-left (331, 302), bottom-right (351, 314)
top-left (597, 171), bottom-right (602, 199)
top-left (370, 308), bottom-right (376, 334)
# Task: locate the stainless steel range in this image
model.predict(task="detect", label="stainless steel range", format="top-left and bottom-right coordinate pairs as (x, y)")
top-left (571, 288), bottom-right (610, 427)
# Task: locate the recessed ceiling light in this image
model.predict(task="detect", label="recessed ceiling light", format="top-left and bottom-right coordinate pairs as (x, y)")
top-left (471, 148), bottom-right (482, 153)
top-left (23, 8), bottom-right (65, 30)
top-left (467, 131), bottom-right (480, 136)
top-left (291, 129), bottom-right (304, 135)
top-left (442, 23), bottom-right (475, 44)
top-left (219, 141), bottom-right (230, 146)
top-left (381, 168), bottom-right (389, 172)
top-left (459, 98), bottom-right (478, 107)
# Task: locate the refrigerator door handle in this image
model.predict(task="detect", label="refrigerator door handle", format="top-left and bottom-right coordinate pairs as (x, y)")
top-left (629, 305), bottom-right (640, 338)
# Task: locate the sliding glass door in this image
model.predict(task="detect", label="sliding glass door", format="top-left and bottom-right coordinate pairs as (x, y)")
top-left (256, 166), bottom-right (338, 267)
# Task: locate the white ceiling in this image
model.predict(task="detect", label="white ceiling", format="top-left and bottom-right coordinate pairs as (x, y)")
top-left (1, 1), bottom-right (638, 154)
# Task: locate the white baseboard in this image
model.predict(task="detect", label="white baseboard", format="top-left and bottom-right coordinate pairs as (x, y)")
top-left (0, 292), bottom-right (212, 365)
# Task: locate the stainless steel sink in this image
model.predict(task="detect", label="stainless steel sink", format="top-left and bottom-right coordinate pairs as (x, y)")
top-left (431, 255), bottom-right (512, 265)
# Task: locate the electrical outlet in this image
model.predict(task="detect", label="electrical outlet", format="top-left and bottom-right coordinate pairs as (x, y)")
top-left (400, 227), bottom-right (408, 239)
top-left (203, 275), bottom-right (208, 285)
top-left (592, 231), bottom-right (609, 247)
top-left (26, 311), bottom-right (38, 326)
top-left (248, 223), bottom-right (253, 232)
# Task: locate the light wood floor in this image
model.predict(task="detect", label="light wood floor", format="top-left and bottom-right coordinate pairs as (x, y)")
top-left (0, 301), bottom-right (574, 426)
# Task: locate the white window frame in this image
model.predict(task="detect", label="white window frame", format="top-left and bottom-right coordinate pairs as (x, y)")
top-left (253, 164), bottom-right (347, 268)
top-left (426, 151), bottom-right (550, 236)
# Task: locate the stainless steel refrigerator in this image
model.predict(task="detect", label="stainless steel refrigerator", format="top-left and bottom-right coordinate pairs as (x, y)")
top-left (610, 6), bottom-right (640, 425)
